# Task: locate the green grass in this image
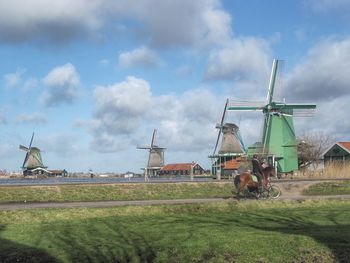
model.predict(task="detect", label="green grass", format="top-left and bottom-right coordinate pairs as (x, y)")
top-left (303, 180), bottom-right (350, 195)
top-left (0, 182), bottom-right (233, 203)
top-left (0, 200), bottom-right (349, 262)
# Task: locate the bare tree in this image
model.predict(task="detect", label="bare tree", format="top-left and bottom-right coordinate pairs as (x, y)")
top-left (297, 132), bottom-right (334, 171)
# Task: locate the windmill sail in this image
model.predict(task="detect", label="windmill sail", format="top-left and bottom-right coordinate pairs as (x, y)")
top-left (137, 129), bottom-right (166, 178)
top-left (213, 99), bottom-right (228, 155)
top-left (227, 59), bottom-right (316, 173)
top-left (19, 133), bottom-right (46, 170)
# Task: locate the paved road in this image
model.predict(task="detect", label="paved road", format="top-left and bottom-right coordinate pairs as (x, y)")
top-left (0, 177), bottom-right (213, 186)
top-left (1, 195), bottom-right (350, 211)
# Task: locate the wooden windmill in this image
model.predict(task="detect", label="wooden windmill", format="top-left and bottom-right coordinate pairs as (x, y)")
top-left (19, 133), bottom-right (47, 176)
top-left (137, 129), bottom-right (165, 180)
top-left (228, 59), bottom-right (316, 174)
top-left (209, 99), bottom-right (246, 178)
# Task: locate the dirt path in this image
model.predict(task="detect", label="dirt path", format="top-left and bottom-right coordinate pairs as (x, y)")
top-left (0, 198), bottom-right (225, 210)
top-left (1, 194), bottom-right (350, 211)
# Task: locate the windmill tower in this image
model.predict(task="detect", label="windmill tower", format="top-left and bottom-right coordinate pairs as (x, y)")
top-left (19, 133), bottom-right (47, 176)
top-left (209, 99), bottom-right (246, 178)
top-left (228, 59), bottom-right (316, 174)
top-left (137, 129), bottom-right (165, 180)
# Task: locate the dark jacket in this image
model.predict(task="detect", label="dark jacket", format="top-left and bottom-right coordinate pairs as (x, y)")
top-left (252, 158), bottom-right (263, 175)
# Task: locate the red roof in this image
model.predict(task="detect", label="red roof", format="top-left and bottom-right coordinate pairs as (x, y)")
top-left (161, 163), bottom-right (194, 171)
top-left (338, 142), bottom-right (350, 153)
top-left (223, 159), bottom-right (240, 170)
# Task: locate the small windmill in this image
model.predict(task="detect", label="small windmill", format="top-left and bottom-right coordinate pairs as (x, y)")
top-left (19, 132), bottom-right (47, 176)
top-left (137, 129), bottom-right (165, 180)
top-left (209, 99), bottom-right (246, 178)
top-left (228, 59), bottom-right (316, 173)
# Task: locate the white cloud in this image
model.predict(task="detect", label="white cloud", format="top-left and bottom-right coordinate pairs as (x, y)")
top-left (89, 76), bottom-right (152, 152)
top-left (41, 63), bottom-right (81, 107)
top-left (305, 0), bottom-right (350, 14)
top-left (15, 112), bottom-right (47, 124)
top-left (201, 2), bottom-right (232, 46)
top-left (175, 65), bottom-right (193, 77)
top-left (0, 0), bottom-right (232, 48)
top-left (284, 38), bottom-right (350, 102)
top-left (118, 47), bottom-right (160, 68)
top-left (38, 133), bottom-right (80, 157)
top-left (87, 76), bottom-right (224, 153)
top-left (156, 89), bottom-right (221, 152)
top-left (23, 78), bottom-right (38, 92)
top-left (0, 0), bottom-right (101, 43)
top-left (0, 143), bottom-right (18, 159)
top-left (0, 113), bottom-right (7, 125)
top-left (3, 68), bottom-right (24, 88)
top-left (117, 0), bottom-right (232, 48)
top-left (204, 37), bottom-right (272, 82)
top-left (98, 59), bottom-right (110, 67)
top-left (294, 95), bottom-right (350, 141)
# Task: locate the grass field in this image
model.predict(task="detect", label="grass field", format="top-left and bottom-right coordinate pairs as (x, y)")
top-left (303, 180), bottom-right (350, 195)
top-left (0, 182), bottom-right (233, 203)
top-left (0, 200), bottom-right (349, 263)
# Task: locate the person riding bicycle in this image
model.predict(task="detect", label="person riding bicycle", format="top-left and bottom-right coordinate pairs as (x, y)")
top-left (252, 155), bottom-right (263, 189)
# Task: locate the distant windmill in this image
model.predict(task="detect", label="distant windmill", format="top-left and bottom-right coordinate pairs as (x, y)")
top-left (228, 59), bottom-right (316, 173)
top-left (137, 129), bottom-right (166, 180)
top-left (209, 99), bottom-right (246, 178)
top-left (19, 133), bottom-right (47, 176)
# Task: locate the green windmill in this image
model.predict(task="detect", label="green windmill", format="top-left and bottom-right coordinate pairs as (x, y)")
top-left (228, 59), bottom-right (316, 174)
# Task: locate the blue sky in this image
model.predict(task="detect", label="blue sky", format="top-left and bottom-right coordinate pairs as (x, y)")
top-left (1, 0), bottom-right (350, 173)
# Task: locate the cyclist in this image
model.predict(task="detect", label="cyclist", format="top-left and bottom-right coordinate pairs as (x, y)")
top-left (252, 155), bottom-right (263, 189)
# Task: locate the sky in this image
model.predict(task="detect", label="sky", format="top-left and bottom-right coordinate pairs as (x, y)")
top-left (1, 0), bottom-right (350, 173)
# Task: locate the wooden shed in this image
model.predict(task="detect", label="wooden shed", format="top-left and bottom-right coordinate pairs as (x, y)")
top-left (323, 142), bottom-right (350, 164)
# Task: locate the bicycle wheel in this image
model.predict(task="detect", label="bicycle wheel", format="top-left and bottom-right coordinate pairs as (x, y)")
top-left (268, 185), bottom-right (281, 199)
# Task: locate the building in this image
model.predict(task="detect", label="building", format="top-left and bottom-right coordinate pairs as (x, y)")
top-left (221, 157), bottom-right (247, 177)
top-left (209, 123), bottom-right (246, 178)
top-left (323, 142), bottom-right (350, 165)
top-left (48, 169), bottom-right (68, 177)
top-left (159, 162), bottom-right (205, 176)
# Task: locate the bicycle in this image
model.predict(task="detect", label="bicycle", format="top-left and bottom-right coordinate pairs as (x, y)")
top-left (258, 177), bottom-right (281, 199)
top-left (233, 176), bottom-right (281, 199)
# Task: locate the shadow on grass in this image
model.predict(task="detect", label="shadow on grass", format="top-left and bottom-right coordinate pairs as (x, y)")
top-left (188, 208), bottom-right (350, 262)
top-left (247, 213), bottom-right (350, 263)
top-left (1, 205), bottom-right (349, 263)
top-left (146, 204), bottom-right (350, 262)
top-left (36, 219), bottom-right (156, 263)
top-left (0, 224), bottom-right (60, 263)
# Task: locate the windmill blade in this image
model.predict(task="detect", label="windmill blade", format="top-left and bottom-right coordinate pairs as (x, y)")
top-left (153, 146), bottom-right (166, 150)
top-left (220, 99), bottom-right (229, 126)
top-left (267, 59), bottom-right (279, 104)
top-left (228, 100), bottom-right (265, 111)
top-left (137, 146), bottom-right (151, 149)
top-left (213, 130), bottom-right (222, 156)
top-left (19, 145), bottom-right (29, 151)
top-left (147, 148), bottom-right (152, 168)
top-left (273, 103), bottom-right (316, 110)
top-left (213, 99), bottom-right (229, 155)
top-left (32, 152), bottom-right (44, 167)
top-left (150, 129), bottom-right (156, 147)
top-left (262, 113), bottom-right (272, 155)
top-left (236, 130), bottom-right (246, 153)
top-left (22, 152), bottom-right (29, 168)
top-left (29, 132), bottom-right (35, 149)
